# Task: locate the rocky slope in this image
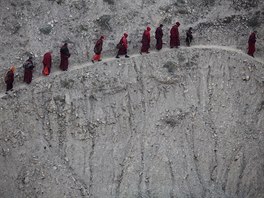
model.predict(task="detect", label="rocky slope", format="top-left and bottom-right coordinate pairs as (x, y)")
top-left (1, 46), bottom-right (264, 197)
top-left (1, 0), bottom-right (264, 197)
top-left (0, 0), bottom-right (263, 80)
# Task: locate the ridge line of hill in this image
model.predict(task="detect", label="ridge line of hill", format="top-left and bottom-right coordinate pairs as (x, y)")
top-left (1, 45), bottom-right (263, 99)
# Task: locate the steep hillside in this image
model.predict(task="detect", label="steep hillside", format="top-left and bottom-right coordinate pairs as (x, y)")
top-left (0, 0), bottom-right (263, 76)
top-left (1, 47), bottom-right (264, 197)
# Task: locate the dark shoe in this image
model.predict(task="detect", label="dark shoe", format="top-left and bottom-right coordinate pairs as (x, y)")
top-left (91, 60), bottom-right (94, 63)
top-left (5, 92), bottom-right (8, 94)
top-left (98, 59), bottom-right (102, 62)
top-left (125, 55), bottom-right (129, 58)
top-left (116, 56), bottom-right (120, 59)
top-left (140, 52), bottom-right (142, 55)
top-left (146, 51), bottom-right (150, 54)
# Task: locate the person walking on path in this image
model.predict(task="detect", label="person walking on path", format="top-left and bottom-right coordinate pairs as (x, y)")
top-left (248, 31), bottom-right (257, 57)
top-left (155, 24), bottom-right (163, 50)
top-left (140, 27), bottom-right (151, 54)
top-left (5, 66), bottom-right (15, 94)
top-left (42, 51), bottom-right (52, 76)
top-left (23, 56), bottom-right (34, 84)
top-left (116, 33), bottom-right (129, 58)
top-left (186, 27), bottom-right (193, 47)
top-left (170, 22), bottom-right (180, 48)
top-left (92, 36), bottom-right (104, 63)
top-left (59, 43), bottom-right (71, 71)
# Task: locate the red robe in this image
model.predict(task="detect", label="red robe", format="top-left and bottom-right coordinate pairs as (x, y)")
top-left (59, 45), bottom-right (71, 71)
top-left (42, 52), bottom-right (52, 75)
top-left (248, 32), bottom-right (256, 57)
top-left (23, 59), bottom-right (34, 84)
top-left (155, 27), bottom-right (163, 50)
top-left (141, 30), bottom-right (151, 53)
top-left (170, 25), bottom-right (180, 48)
top-left (93, 38), bottom-right (103, 61)
top-left (117, 36), bottom-right (128, 56)
top-left (5, 70), bottom-right (14, 92)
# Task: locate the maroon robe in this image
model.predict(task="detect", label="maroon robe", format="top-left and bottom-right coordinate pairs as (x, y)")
top-left (42, 52), bottom-right (52, 75)
top-left (5, 70), bottom-right (14, 92)
top-left (117, 35), bottom-right (128, 56)
top-left (94, 38), bottom-right (103, 55)
top-left (248, 32), bottom-right (256, 57)
top-left (23, 59), bottom-right (34, 84)
top-left (155, 27), bottom-right (163, 50)
top-left (59, 44), bottom-right (71, 71)
top-left (141, 29), bottom-right (151, 53)
top-left (170, 25), bottom-right (180, 48)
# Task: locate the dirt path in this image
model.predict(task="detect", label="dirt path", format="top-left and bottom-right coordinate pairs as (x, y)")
top-left (1, 45), bottom-right (263, 99)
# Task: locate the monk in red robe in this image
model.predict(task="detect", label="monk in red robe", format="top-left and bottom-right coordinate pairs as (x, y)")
top-left (92, 36), bottom-right (104, 63)
top-left (5, 66), bottom-right (15, 94)
top-left (155, 24), bottom-right (163, 50)
top-left (59, 43), bottom-right (71, 71)
top-left (170, 22), bottom-right (180, 48)
top-left (248, 31), bottom-right (257, 57)
top-left (23, 56), bottom-right (34, 84)
top-left (140, 27), bottom-right (151, 54)
top-left (42, 51), bottom-right (52, 76)
top-left (116, 33), bottom-right (129, 58)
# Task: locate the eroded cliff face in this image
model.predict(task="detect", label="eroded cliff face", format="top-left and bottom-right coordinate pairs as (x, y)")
top-left (0, 47), bottom-right (264, 197)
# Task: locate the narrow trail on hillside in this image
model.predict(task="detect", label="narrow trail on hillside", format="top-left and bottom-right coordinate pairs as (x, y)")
top-left (0, 45), bottom-right (263, 99)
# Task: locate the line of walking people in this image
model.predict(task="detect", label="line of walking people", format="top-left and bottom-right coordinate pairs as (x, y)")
top-left (4, 22), bottom-right (191, 94)
top-left (4, 21), bottom-right (257, 94)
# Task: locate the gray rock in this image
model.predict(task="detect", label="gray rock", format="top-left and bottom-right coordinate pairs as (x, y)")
top-left (163, 61), bottom-right (178, 73)
top-left (95, 15), bottom-right (112, 31)
top-left (103, 0), bottom-right (115, 5)
top-left (39, 25), bottom-right (53, 35)
top-left (23, 177), bottom-right (30, 184)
